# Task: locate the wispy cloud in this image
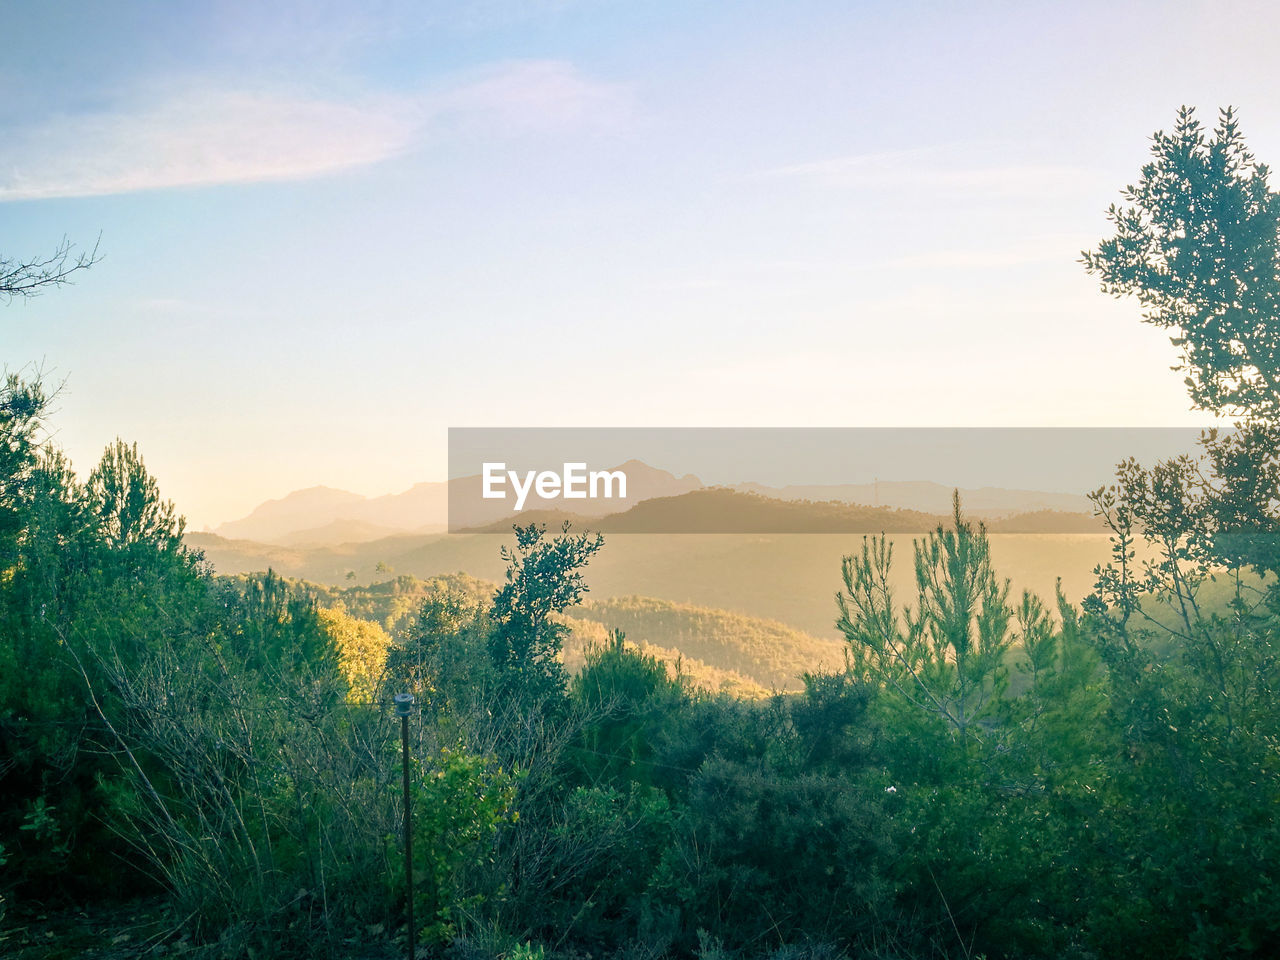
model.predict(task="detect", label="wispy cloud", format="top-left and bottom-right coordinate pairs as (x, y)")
top-left (0, 61), bottom-right (627, 202)
top-left (0, 89), bottom-right (415, 201)
top-left (754, 148), bottom-right (1094, 196)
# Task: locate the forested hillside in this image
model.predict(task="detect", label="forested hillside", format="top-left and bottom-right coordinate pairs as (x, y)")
top-left (570, 595), bottom-right (842, 689)
top-left (185, 528), bottom-right (1117, 638)
top-left (220, 570), bottom-right (784, 695)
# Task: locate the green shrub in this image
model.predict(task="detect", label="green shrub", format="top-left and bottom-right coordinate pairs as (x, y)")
top-left (409, 747), bottom-right (520, 947)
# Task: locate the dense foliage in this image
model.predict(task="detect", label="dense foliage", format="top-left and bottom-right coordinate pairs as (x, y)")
top-left (1083, 106), bottom-right (1280, 420)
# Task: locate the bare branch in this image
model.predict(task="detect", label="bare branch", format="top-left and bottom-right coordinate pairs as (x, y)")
top-left (1, 234), bottom-right (102, 302)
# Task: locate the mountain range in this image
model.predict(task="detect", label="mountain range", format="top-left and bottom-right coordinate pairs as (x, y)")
top-left (215, 482), bottom-right (449, 543)
top-left (214, 462), bottom-right (1095, 545)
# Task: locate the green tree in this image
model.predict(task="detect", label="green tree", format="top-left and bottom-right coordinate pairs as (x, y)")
top-left (1078, 106), bottom-right (1280, 958)
top-left (836, 496), bottom-right (1113, 957)
top-left (569, 629), bottom-right (685, 789)
top-left (837, 492), bottom-right (1014, 744)
top-left (87, 439), bottom-right (185, 554)
top-left (650, 675), bottom-right (890, 954)
top-left (1, 413), bottom-right (212, 897)
top-left (408, 747), bottom-right (519, 947)
top-left (1081, 445), bottom-right (1280, 957)
top-left (1083, 106), bottom-right (1280, 420)
top-left (386, 586), bottom-right (489, 708)
top-left (0, 375), bottom-right (51, 571)
top-left (487, 522), bottom-right (604, 703)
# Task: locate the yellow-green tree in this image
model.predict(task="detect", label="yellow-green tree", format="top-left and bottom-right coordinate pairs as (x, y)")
top-left (316, 604), bottom-right (391, 702)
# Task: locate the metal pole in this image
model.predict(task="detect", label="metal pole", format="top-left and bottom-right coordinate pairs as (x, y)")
top-left (395, 693), bottom-right (415, 960)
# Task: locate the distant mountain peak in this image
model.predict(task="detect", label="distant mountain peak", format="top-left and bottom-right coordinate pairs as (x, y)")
top-left (215, 481), bottom-right (448, 544)
top-left (612, 458), bottom-right (703, 485)
top-left (275, 485), bottom-right (364, 502)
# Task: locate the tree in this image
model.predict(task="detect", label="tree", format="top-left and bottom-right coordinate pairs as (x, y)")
top-left (384, 586), bottom-right (490, 721)
top-left (315, 605), bottom-right (391, 703)
top-left (569, 629), bottom-right (685, 788)
top-left (487, 522), bottom-right (604, 702)
top-left (835, 497), bottom-right (1115, 957)
top-left (87, 439), bottom-right (185, 554)
top-left (1080, 443), bottom-right (1280, 957)
top-left (1082, 106), bottom-right (1280, 420)
top-left (408, 747), bottom-right (519, 947)
top-left (0, 376), bottom-right (50, 570)
top-left (837, 492), bottom-right (1016, 744)
top-left (1078, 107), bottom-right (1280, 957)
top-left (1, 237), bottom-right (101, 303)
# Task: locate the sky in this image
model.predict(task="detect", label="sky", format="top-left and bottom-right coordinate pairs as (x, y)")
top-left (4, 0), bottom-right (1280, 529)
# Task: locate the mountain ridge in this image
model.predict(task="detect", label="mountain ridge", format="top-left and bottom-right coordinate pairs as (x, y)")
top-left (216, 463), bottom-right (1099, 546)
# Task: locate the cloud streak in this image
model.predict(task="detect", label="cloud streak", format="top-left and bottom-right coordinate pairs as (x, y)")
top-left (0, 61), bottom-right (627, 202)
top-left (0, 90), bottom-right (416, 201)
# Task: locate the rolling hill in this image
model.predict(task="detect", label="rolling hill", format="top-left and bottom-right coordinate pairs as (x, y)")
top-left (735, 479), bottom-right (1093, 516)
top-left (458, 488), bottom-right (1103, 535)
top-left (252, 571), bottom-right (808, 694)
top-left (187, 527), bottom-right (1116, 641)
top-left (570, 595), bottom-right (844, 690)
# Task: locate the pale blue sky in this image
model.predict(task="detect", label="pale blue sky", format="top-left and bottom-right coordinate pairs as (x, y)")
top-left (4, 0), bottom-right (1279, 528)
